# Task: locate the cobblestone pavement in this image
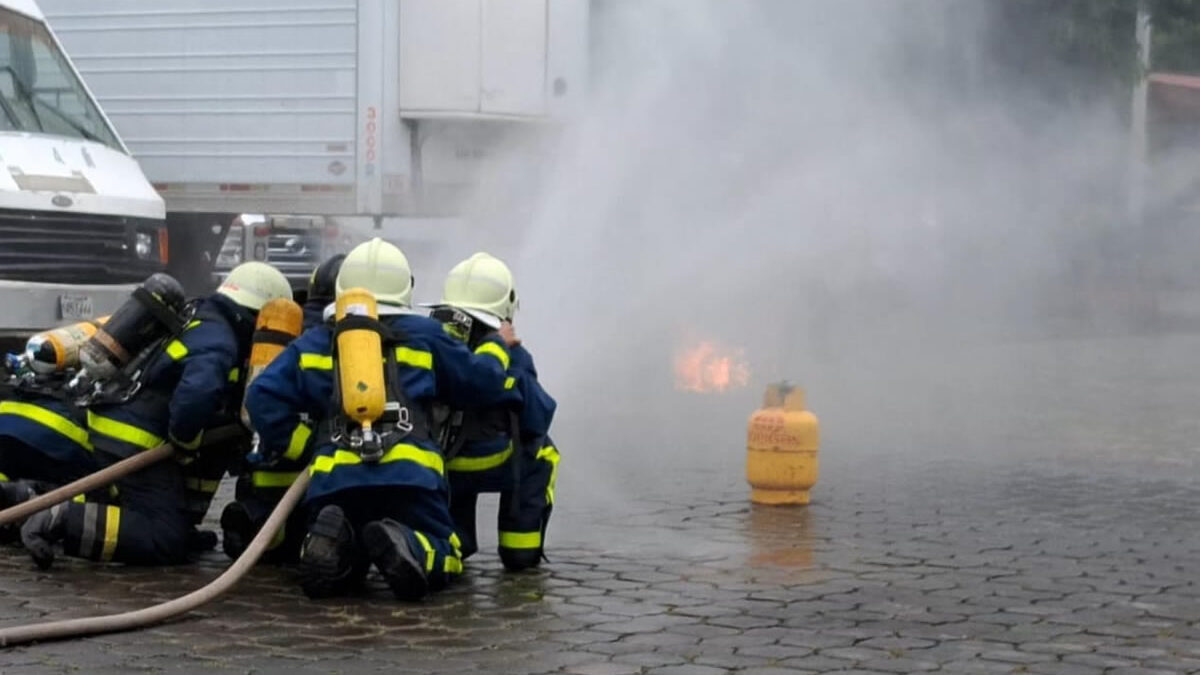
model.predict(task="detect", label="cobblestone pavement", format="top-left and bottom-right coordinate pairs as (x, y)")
top-left (0, 332), bottom-right (1198, 674)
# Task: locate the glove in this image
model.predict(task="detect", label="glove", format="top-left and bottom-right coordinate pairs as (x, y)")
top-left (243, 433), bottom-right (279, 469)
top-left (169, 430), bottom-right (204, 465)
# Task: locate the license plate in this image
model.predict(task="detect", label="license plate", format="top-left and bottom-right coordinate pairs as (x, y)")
top-left (58, 294), bottom-right (94, 320)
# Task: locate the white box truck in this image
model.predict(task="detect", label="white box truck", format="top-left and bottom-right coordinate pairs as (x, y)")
top-left (38, 0), bottom-right (589, 292)
top-left (0, 0), bottom-right (167, 339)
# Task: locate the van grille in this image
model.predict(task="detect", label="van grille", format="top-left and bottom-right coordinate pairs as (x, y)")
top-left (0, 208), bottom-right (164, 283)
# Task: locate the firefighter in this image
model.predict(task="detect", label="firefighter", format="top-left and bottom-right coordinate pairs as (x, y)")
top-left (0, 394), bottom-right (95, 507)
top-left (245, 238), bottom-right (518, 600)
top-left (301, 253), bottom-right (346, 327)
top-left (0, 318), bottom-right (112, 505)
top-left (20, 262), bottom-right (292, 568)
top-left (424, 253), bottom-right (559, 572)
top-left (220, 252), bottom-right (345, 562)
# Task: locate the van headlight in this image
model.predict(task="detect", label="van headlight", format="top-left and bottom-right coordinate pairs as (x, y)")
top-left (135, 231), bottom-right (153, 259)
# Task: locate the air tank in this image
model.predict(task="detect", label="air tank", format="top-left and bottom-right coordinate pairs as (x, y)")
top-left (24, 316), bottom-right (110, 374)
top-left (335, 288), bottom-right (386, 440)
top-left (78, 273), bottom-right (187, 381)
top-left (240, 298), bottom-right (304, 428)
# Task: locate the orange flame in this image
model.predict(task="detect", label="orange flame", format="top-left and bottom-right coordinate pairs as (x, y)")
top-left (674, 340), bottom-right (750, 393)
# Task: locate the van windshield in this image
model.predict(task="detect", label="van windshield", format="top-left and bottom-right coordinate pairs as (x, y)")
top-left (0, 7), bottom-right (121, 150)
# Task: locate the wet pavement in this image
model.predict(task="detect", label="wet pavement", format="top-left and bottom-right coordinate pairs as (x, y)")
top-left (0, 331), bottom-right (1199, 674)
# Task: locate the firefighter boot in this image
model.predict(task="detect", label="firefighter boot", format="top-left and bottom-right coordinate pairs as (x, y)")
top-left (0, 481), bottom-right (35, 544)
top-left (21, 503), bottom-right (66, 570)
top-left (363, 519), bottom-right (429, 601)
top-left (298, 505), bottom-right (359, 599)
top-left (0, 480), bottom-right (35, 509)
top-left (189, 528), bottom-right (219, 553)
top-left (220, 501), bottom-right (254, 560)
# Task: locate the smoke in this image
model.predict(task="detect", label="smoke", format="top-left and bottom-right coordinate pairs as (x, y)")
top-left (449, 1), bottom-right (1189, 541)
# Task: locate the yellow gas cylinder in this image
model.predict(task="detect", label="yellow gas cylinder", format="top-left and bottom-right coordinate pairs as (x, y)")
top-left (746, 382), bottom-right (819, 505)
top-left (24, 315), bottom-right (110, 374)
top-left (240, 298), bottom-right (304, 427)
top-left (334, 287), bottom-right (385, 431)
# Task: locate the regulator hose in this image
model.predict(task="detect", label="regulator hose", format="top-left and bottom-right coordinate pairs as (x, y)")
top-left (0, 466), bottom-right (311, 647)
top-left (0, 424), bottom-right (245, 527)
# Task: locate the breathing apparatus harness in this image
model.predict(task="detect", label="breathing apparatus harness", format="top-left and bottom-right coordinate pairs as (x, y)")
top-left (428, 306), bottom-right (524, 509)
top-left (73, 296), bottom-right (197, 408)
top-left (0, 363), bottom-right (70, 402)
top-left (328, 296), bottom-right (431, 464)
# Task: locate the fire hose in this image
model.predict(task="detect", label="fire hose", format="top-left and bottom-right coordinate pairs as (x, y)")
top-left (0, 463), bottom-right (311, 647)
top-left (0, 424), bottom-right (245, 527)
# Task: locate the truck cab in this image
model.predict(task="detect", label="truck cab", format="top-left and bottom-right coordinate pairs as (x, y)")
top-left (0, 0), bottom-right (165, 337)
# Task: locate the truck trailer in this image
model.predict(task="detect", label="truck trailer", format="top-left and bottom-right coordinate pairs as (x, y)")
top-left (39, 0), bottom-right (589, 293)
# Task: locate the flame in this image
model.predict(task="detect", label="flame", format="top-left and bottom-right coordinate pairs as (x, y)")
top-left (674, 340), bottom-right (750, 393)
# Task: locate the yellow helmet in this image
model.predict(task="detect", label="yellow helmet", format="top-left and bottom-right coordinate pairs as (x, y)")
top-left (217, 261), bottom-right (292, 311)
top-left (335, 237), bottom-right (414, 307)
top-left (437, 252), bottom-right (518, 325)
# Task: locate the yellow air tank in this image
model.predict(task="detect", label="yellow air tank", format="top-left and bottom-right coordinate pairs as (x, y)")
top-left (25, 316), bottom-right (110, 374)
top-left (746, 382), bottom-right (820, 505)
top-left (240, 298), bottom-right (304, 427)
top-left (335, 288), bottom-right (386, 433)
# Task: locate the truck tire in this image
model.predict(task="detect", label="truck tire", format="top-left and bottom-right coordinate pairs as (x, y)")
top-left (165, 213), bottom-right (234, 297)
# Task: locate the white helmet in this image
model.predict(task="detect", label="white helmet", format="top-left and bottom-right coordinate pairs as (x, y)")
top-left (217, 261), bottom-right (292, 312)
top-left (435, 252), bottom-right (518, 326)
top-left (336, 237), bottom-right (414, 307)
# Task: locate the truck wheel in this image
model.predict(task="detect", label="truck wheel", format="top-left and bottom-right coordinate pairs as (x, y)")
top-left (166, 213), bottom-right (234, 296)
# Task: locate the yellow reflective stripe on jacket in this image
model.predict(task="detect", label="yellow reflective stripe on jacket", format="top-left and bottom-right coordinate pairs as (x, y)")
top-left (504, 376), bottom-right (515, 390)
top-left (0, 472), bottom-right (9, 482)
top-left (449, 532), bottom-right (462, 555)
top-left (300, 353), bottom-right (333, 370)
top-left (165, 339), bottom-right (188, 361)
top-left (185, 320), bottom-right (201, 330)
top-left (283, 422), bottom-right (313, 461)
top-left (309, 444), bottom-right (444, 477)
top-left (87, 411), bottom-right (164, 450)
top-left (444, 555), bottom-right (463, 574)
top-left (184, 477), bottom-right (221, 493)
top-left (394, 346), bottom-right (432, 370)
top-left (447, 444), bottom-right (512, 473)
top-left (0, 401), bottom-right (93, 451)
top-left (228, 368), bottom-right (241, 383)
top-left (253, 470), bottom-right (299, 488)
top-left (301, 348), bottom-right (434, 373)
top-left (499, 530), bottom-right (542, 550)
top-left (474, 341), bottom-right (510, 370)
top-left (101, 505), bottom-right (120, 561)
top-left (413, 531), bottom-right (435, 573)
top-left (537, 444), bottom-right (560, 505)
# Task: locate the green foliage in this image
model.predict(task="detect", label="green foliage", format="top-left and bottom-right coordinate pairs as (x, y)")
top-left (1150, 0), bottom-right (1200, 72)
top-left (978, 0), bottom-right (1200, 109)
top-left (983, 0), bottom-right (1138, 108)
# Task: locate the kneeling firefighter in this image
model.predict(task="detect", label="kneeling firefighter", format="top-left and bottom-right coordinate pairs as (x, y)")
top-left (0, 317), bottom-right (111, 508)
top-left (425, 253), bottom-right (559, 572)
top-left (221, 253), bottom-right (343, 562)
top-left (246, 238), bottom-right (519, 600)
top-left (21, 262), bottom-right (293, 568)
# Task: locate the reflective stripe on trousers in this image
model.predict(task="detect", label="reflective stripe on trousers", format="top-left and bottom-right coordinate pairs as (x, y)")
top-left (77, 503), bottom-right (121, 562)
top-left (309, 445), bottom-right (444, 477)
